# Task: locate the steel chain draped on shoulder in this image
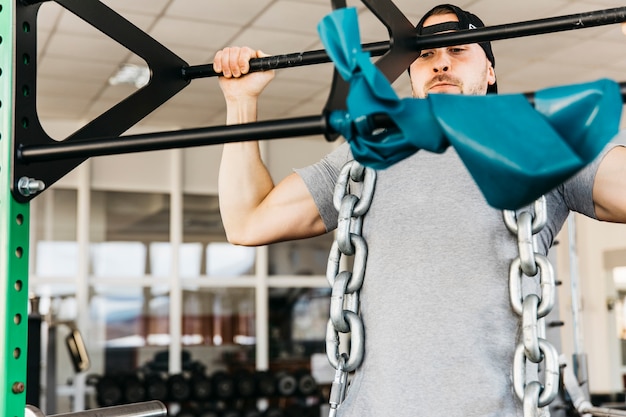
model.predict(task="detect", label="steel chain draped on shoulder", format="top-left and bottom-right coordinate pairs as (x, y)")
top-left (504, 197), bottom-right (560, 416)
top-left (324, 166), bottom-right (560, 416)
top-left (326, 160), bottom-right (376, 417)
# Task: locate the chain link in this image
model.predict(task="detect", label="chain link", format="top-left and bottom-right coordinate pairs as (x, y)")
top-left (326, 161), bottom-right (376, 414)
top-left (504, 196), bottom-right (560, 416)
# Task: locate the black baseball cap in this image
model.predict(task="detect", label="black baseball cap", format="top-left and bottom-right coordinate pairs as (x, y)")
top-left (414, 4), bottom-right (497, 94)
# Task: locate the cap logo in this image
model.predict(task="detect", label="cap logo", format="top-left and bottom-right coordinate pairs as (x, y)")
top-left (468, 23), bottom-right (476, 29)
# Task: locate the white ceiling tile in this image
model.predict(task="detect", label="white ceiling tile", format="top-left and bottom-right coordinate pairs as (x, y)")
top-left (36, 95), bottom-right (93, 121)
top-left (584, 67), bottom-right (626, 84)
top-left (98, 84), bottom-right (139, 102)
top-left (36, 30), bottom-right (52, 59)
top-left (165, 0), bottom-right (274, 25)
top-left (502, 60), bottom-right (599, 93)
top-left (44, 33), bottom-right (130, 62)
top-left (389, 0), bottom-right (480, 22)
top-left (149, 17), bottom-right (241, 51)
top-left (596, 23), bottom-right (626, 42)
top-left (137, 45), bottom-right (209, 67)
top-left (160, 82), bottom-right (225, 113)
top-left (100, 0), bottom-right (170, 15)
top-left (392, 72), bottom-right (412, 97)
top-left (277, 62), bottom-right (335, 84)
top-left (203, 110), bottom-right (228, 127)
top-left (282, 89), bottom-right (329, 117)
top-left (544, 37), bottom-right (624, 68)
top-left (301, 0), bottom-right (337, 4)
top-left (55, 9), bottom-right (112, 36)
top-left (469, 0), bottom-right (570, 25)
top-left (38, 119), bottom-right (88, 141)
top-left (586, 0), bottom-right (626, 6)
top-left (253, 1), bottom-right (334, 35)
top-left (123, 54), bottom-right (153, 67)
top-left (47, 3), bottom-right (163, 46)
top-left (357, 9), bottom-right (395, 43)
top-left (166, 48), bottom-right (208, 67)
top-left (610, 55), bottom-right (626, 72)
top-left (227, 28), bottom-right (320, 56)
top-left (37, 3), bottom-right (63, 31)
top-left (548, 1), bottom-right (624, 15)
top-left (142, 104), bottom-right (215, 129)
top-left (38, 56), bottom-right (119, 82)
top-left (491, 33), bottom-right (583, 77)
top-left (257, 95), bottom-right (314, 119)
top-left (263, 76), bottom-right (328, 100)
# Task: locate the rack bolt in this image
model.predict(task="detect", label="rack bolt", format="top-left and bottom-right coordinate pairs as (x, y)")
top-left (17, 177), bottom-right (45, 197)
top-left (12, 381), bottom-right (25, 394)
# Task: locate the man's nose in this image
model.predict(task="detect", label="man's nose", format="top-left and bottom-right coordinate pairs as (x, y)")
top-left (432, 52), bottom-right (450, 73)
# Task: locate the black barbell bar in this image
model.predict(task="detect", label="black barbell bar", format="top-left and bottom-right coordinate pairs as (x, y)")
top-left (181, 7), bottom-right (626, 80)
top-left (18, 115), bottom-right (328, 163)
top-left (17, 83), bottom-right (626, 164)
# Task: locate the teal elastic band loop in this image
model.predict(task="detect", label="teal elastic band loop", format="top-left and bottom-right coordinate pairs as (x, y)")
top-left (319, 8), bottom-right (622, 209)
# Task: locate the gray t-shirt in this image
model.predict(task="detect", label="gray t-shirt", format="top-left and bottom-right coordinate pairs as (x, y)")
top-left (295, 131), bottom-right (625, 417)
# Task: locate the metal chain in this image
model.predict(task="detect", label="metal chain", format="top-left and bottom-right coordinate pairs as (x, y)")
top-left (504, 196), bottom-right (560, 417)
top-left (326, 160), bottom-right (376, 417)
top-left (324, 167), bottom-right (560, 416)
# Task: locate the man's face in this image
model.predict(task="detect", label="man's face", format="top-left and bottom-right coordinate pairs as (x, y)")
top-left (409, 13), bottom-right (496, 98)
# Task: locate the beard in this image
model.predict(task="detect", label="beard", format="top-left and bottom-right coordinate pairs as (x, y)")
top-left (418, 65), bottom-right (490, 97)
top-left (424, 74), bottom-right (463, 94)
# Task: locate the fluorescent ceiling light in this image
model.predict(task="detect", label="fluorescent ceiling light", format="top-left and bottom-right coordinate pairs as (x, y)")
top-left (108, 64), bottom-right (150, 88)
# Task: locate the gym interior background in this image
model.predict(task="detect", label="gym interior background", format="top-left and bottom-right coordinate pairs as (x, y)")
top-left (22, 0), bottom-right (626, 415)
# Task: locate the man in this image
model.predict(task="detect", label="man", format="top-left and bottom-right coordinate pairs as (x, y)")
top-left (214, 4), bottom-right (626, 416)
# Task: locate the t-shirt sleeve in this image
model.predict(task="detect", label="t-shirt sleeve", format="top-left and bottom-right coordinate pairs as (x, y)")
top-left (294, 142), bottom-right (353, 232)
top-left (560, 130), bottom-right (626, 218)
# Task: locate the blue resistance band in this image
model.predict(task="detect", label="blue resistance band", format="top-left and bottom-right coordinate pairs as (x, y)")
top-left (318, 7), bottom-right (622, 210)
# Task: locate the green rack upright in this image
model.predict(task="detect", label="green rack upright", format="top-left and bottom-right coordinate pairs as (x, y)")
top-left (0, 1), bottom-right (30, 416)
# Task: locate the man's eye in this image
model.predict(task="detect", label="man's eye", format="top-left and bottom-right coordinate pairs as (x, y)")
top-left (419, 51), bottom-right (433, 59)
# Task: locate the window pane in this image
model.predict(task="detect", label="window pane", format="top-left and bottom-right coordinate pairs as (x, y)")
top-left (182, 289), bottom-right (255, 347)
top-left (269, 287), bottom-right (329, 360)
top-left (31, 189), bottom-right (78, 279)
top-left (269, 234), bottom-right (333, 276)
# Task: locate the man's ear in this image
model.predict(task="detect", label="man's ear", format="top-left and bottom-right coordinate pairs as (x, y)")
top-left (487, 64), bottom-right (496, 87)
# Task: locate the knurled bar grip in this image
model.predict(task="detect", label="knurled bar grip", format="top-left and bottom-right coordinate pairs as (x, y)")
top-left (47, 401), bottom-right (167, 417)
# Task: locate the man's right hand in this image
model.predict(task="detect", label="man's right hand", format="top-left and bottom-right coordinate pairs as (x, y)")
top-left (213, 46), bottom-right (275, 103)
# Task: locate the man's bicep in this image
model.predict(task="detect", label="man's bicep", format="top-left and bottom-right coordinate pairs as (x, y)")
top-left (253, 172), bottom-right (327, 244)
top-left (593, 145), bottom-right (626, 223)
